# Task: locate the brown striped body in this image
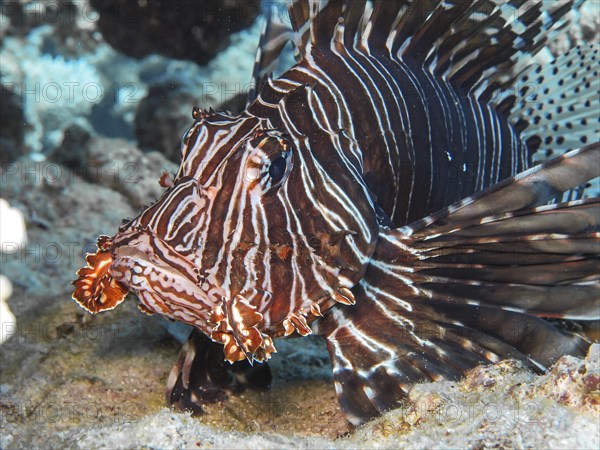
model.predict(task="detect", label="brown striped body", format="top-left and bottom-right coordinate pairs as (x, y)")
top-left (72, 0), bottom-right (600, 425)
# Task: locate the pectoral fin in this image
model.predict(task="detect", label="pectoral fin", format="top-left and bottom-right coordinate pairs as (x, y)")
top-left (166, 329), bottom-right (272, 414)
top-left (314, 144), bottom-right (599, 426)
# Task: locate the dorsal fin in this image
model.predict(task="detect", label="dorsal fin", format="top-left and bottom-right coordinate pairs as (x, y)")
top-left (288, 0), bottom-right (371, 55)
top-left (248, 3), bottom-right (297, 104)
top-left (341, 0), bottom-right (367, 48)
top-left (389, 0), bottom-right (440, 56)
top-left (451, 0), bottom-right (583, 92)
top-left (310, 0), bottom-right (345, 48)
top-left (287, 0), bottom-right (584, 80)
top-left (395, 1), bottom-right (474, 63)
top-left (288, 0), bottom-right (312, 55)
top-left (362, 0), bottom-right (406, 51)
top-left (383, 0), bottom-right (583, 92)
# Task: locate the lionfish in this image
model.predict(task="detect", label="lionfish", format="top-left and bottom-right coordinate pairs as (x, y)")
top-left (73, 0), bottom-right (599, 426)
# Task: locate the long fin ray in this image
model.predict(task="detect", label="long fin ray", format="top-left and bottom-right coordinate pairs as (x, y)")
top-left (288, 0), bottom-right (312, 55)
top-left (286, 0), bottom-right (588, 99)
top-left (248, 3), bottom-right (298, 104)
top-left (313, 283), bottom-right (588, 425)
top-left (403, 143), bottom-right (600, 237)
top-left (314, 143), bottom-right (598, 426)
top-left (391, 145), bottom-right (600, 320)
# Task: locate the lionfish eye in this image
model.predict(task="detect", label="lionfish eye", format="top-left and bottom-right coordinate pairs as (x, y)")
top-left (249, 130), bottom-right (293, 192)
top-left (269, 154), bottom-right (288, 181)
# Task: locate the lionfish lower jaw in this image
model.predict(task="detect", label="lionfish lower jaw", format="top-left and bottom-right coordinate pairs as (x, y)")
top-left (72, 235), bottom-right (129, 313)
top-left (209, 294), bottom-right (276, 364)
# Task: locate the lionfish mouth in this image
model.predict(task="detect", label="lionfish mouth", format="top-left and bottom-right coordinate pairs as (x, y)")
top-left (72, 235), bottom-right (129, 313)
top-left (72, 232), bottom-right (277, 363)
top-left (74, 230), bottom-right (211, 319)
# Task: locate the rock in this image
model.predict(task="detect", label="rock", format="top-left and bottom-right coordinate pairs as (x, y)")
top-left (0, 275), bottom-right (17, 344)
top-left (50, 123), bottom-right (93, 168)
top-left (4, 346), bottom-right (598, 448)
top-left (89, 0), bottom-right (261, 65)
top-left (1, 2), bottom-right (599, 448)
top-left (84, 137), bottom-right (179, 210)
top-left (134, 83), bottom-right (202, 162)
top-left (1, 1), bottom-right (101, 56)
top-left (71, 409), bottom-right (337, 449)
top-left (0, 34), bottom-right (103, 154)
top-left (1, 1), bottom-right (68, 37)
top-left (349, 350), bottom-right (599, 449)
top-left (0, 159), bottom-right (135, 301)
top-left (0, 1), bottom-right (259, 159)
top-left (0, 84), bottom-right (24, 163)
top-left (529, 344), bottom-right (600, 414)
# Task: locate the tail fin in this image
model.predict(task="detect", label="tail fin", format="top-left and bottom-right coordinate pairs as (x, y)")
top-left (313, 144), bottom-right (599, 426)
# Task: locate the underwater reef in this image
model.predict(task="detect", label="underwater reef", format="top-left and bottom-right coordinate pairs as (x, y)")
top-left (0, 1), bottom-right (599, 449)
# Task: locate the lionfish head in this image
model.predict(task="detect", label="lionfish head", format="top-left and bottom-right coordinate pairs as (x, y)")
top-left (73, 108), bottom-right (379, 362)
